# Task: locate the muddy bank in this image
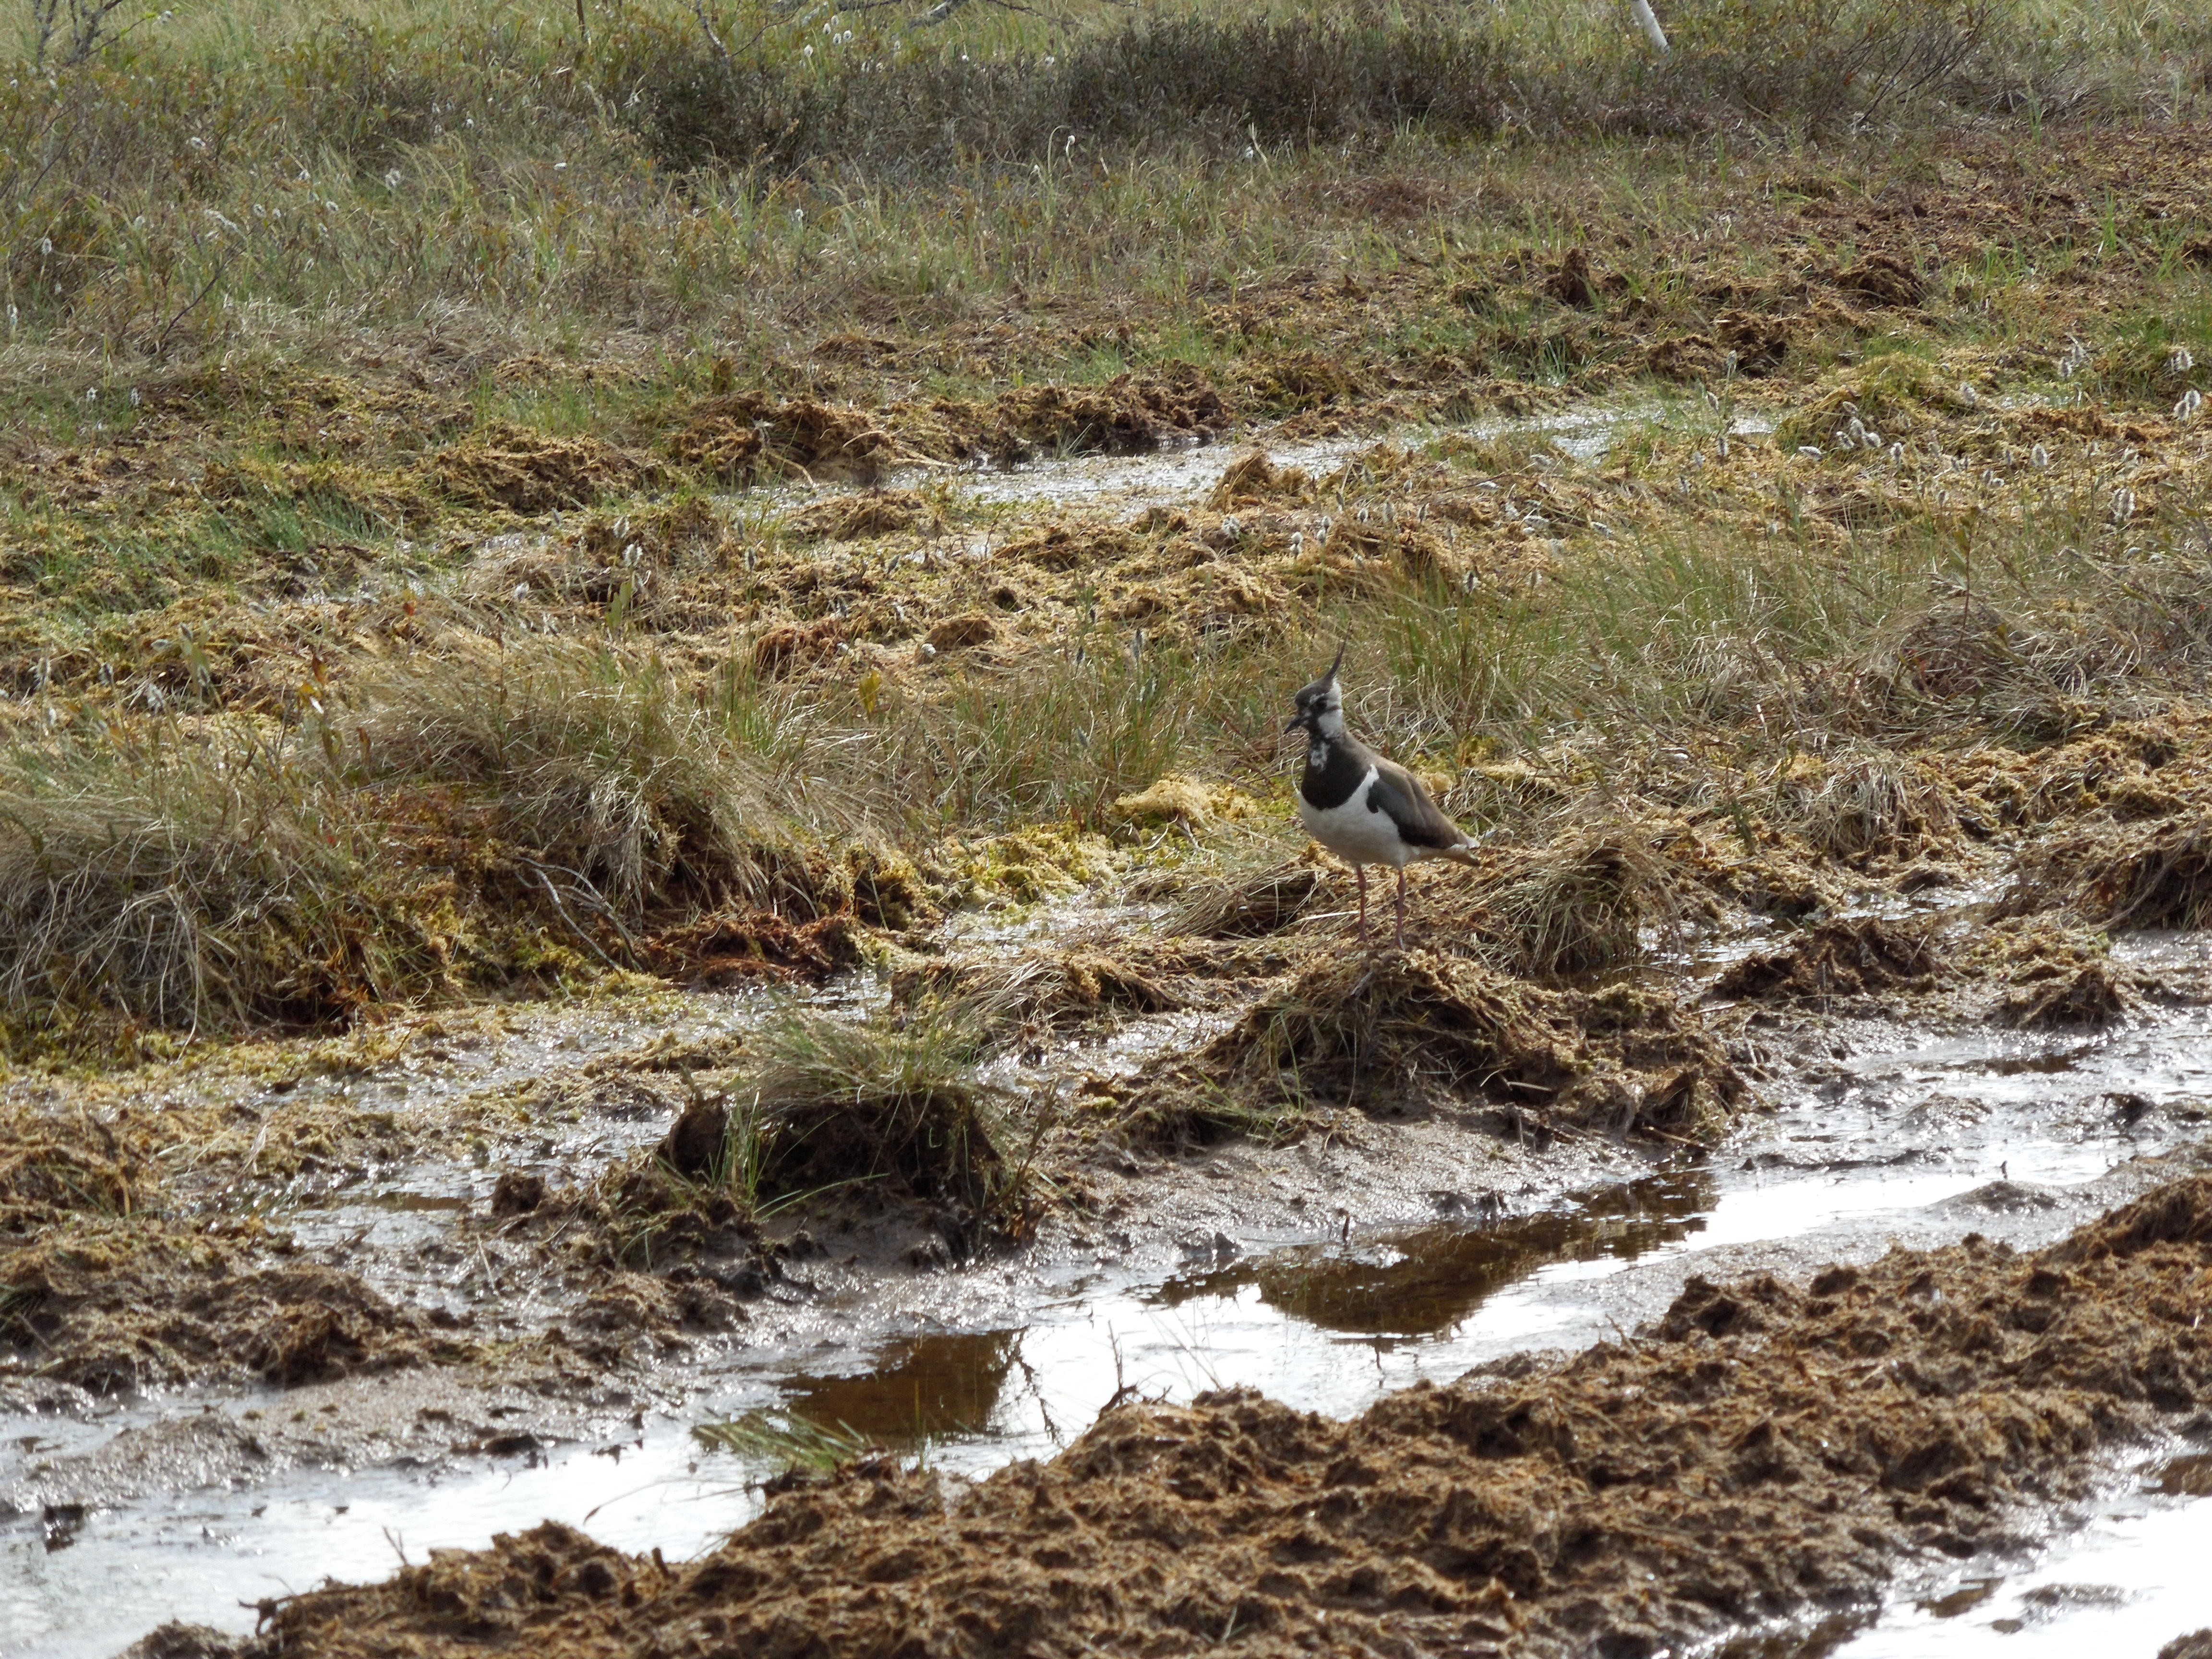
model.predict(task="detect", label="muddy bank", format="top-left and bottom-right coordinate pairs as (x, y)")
top-left (16, 991), bottom-right (2212, 1656)
top-left (156, 1173), bottom-right (2212, 1659)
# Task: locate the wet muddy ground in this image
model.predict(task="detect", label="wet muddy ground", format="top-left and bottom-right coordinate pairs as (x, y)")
top-left (8, 117), bottom-right (2212, 1658)
top-left (11, 872), bottom-right (2212, 1655)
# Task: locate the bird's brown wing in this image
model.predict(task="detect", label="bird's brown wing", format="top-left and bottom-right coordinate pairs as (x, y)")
top-left (1367, 756), bottom-right (1474, 853)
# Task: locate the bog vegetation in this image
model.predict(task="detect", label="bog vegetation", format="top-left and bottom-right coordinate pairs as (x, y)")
top-left (0, 0), bottom-right (2209, 1052)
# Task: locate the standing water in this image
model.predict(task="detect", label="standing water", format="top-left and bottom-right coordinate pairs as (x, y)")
top-left (8, 983), bottom-right (2212, 1656)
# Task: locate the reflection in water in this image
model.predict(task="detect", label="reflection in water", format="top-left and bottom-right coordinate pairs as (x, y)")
top-left (1916, 1579), bottom-right (2001, 1618)
top-left (1710, 1611), bottom-right (1868, 1659)
top-left (779, 1330), bottom-right (1022, 1448)
top-left (1719, 1479), bottom-right (2212, 1658)
top-left (1154, 1172), bottom-right (1717, 1340)
top-left (2150, 1450), bottom-right (2212, 1497)
top-left (1978, 1050), bottom-right (2090, 1077)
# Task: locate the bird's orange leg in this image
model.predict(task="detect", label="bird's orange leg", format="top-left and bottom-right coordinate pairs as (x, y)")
top-left (1355, 866), bottom-right (1369, 942)
top-left (1395, 867), bottom-right (1408, 950)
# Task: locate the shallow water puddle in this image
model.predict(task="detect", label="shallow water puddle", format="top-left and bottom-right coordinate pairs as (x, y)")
top-left (1, 1427), bottom-right (748, 1659)
top-left (7, 1001), bottom-right (2211, 1657)
top-left (0, 1148), bottom-right (2148, 1657)
top-left (945, 402), bottom-right (1758, 514)
top-left (730, 397), bottom-right (1765, 525)
top-left (1157, 1171), bottom-right (1715, 1339)
top-left (961, 1153), bottom-right (2105, 1438)
top-left (1799, 1463), bottom-right (2212, 1658)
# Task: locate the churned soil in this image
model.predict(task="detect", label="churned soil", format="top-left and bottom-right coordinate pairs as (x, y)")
top-left (1130, 948), bottom-right (1749, 1146)
top-left (179, 1174), bottom-right (2212, 1659)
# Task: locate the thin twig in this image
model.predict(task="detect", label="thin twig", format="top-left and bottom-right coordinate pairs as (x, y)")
top-left (519, 861), bottom-right (623, 970)
top-left (153, 252), bottom-right (229, 356)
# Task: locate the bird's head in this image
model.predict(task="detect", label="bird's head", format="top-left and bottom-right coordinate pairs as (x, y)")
top-left (1285, 647), bottom-right (1347, 740)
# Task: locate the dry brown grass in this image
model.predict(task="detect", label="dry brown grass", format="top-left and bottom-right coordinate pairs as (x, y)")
top-left (344, 634), bottom-right (785, 922)
top-left (0, 726), bottom-right (443, 1032)
top-left (1471, 834), bottom-right (1675, 981)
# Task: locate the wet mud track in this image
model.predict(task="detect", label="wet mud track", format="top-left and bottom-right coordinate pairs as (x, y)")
top-left (73, 1165), bottom-right (2212, 1659)
top-left (10, 922), bottom-right (2212, 1655)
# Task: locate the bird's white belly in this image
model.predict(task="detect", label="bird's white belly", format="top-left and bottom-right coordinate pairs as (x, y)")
top-left (1299, 770), bottom-right (1412, 867)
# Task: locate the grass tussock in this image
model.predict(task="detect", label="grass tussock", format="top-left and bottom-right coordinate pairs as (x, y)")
top-left (2010, 818), bottom-right (2212, 933)
top-left (346, 634), bottom-right (785, 921)
top-left (1162, 854), bottom-right (1331, 940)
top-left (1472, 835), bottom-right (1674, 981)
top-left (0, 637), bottom-right (813, 1041)
top-left (1777, 750), bottom-right (1961, 859)
top-left (0, 727), bottom-right (449, 1033)
top-left (1383, 507), bottom-right (2212, 769)
top-left (737, 997), bottom-right (1016, 1217)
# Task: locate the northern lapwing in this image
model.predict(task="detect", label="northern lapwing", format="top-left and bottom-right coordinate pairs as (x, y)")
top-left (1286, 649), bottom-right (1479, 948)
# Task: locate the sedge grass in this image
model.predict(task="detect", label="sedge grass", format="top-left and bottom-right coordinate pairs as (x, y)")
top-left (0, 723), bottom-right (439, 1033)
top-left (343, 633), bottom-right (788, 920)
top-left (737, 994), bottom-right (1014, 1213)
top-left (0, 0), bottom-right (2204, 387)
top-left (692, 1410), bottom-right (880, 1471)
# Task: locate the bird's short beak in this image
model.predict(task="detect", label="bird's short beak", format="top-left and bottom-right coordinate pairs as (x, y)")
top-left (1283, 714), bottom-right (1303, 733)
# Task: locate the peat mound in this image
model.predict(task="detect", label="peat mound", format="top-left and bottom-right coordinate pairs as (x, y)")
top-left (715, 1004), bottom-right (1016, 1222)
top-left (526, 1156), bottom-right (769, 1275)
top-left (985, 367), bottom-right (1226, 461)
top-left (429, 424), bottom-right (649, 515)
top-left (230, 1175), bottom-right (2212, 1659)
top-left (1133, 949), bottom-right (1747, 1144)
top-left (891, 949), bottom-right (1190, 1038)
top-left (1162, 857), bottom-right (1329, 938)
top-left (750, 617), bottom-right (846, 677)
top-left (672, 395), bottom-right (913, 484)
top-left (1778, 750), bottom-right (1960, 861)
top-left (640, 910), bottom-right (868, 986)
top-left (1996, 959), bottom-right (2132, 1030)
top-left (1714, 917), bottom-right (1946, 1004)
top-left (0, 1111), bottom-right (143, 1231)
top-left (1699, 850), bottom-right (1835, 920)
top-left (783, 488), bottom-right (941, 543)
top-left (1106, 773), bottom-right (1264, 832)
top-left (501, 1157), bottom-right (782, 1357)
top-left (1458, 835), bottom-right (1685, 980)
top-left (1206, 448), bottom-right (1315, 510)
top-left (1, 1220), bottom-right (462, 1393)
top-left (672, 371), bottom-right (1228, 480)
